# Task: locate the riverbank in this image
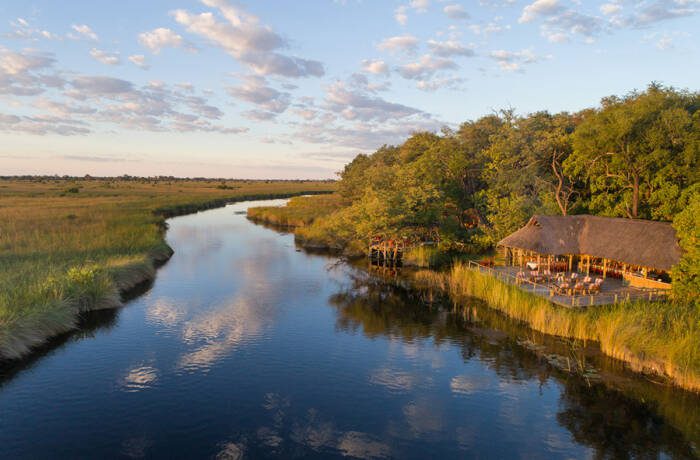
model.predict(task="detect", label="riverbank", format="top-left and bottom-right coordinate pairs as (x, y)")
top-left (414, 265), bottom-right (699, 393)
top-left (246, 195), bottom-right (699, 393)
top-left (0, 178), bottom-right (335, 360)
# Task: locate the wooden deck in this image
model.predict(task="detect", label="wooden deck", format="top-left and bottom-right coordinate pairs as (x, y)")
top-left (467, 261), bottom-right (669, 308)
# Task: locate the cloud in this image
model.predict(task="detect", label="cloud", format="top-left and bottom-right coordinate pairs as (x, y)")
top-left (410, 0), bottom-right (430, 12)
top-left (71, 24), bottom-right (98, 41)
top-left (427, 39), bottom-right (475, 57)
top-left (518, 0), bottom-right (603, 42)
top-left (71, 76), bottom-right (133, 95)
top-left (600, 3), bottom-right (622, 15)
top-left (0, 47), bottom-right (62, 96)
top-left (89, 48), bottom-right (120, 66)
top-left (376, 35), bottom-right (419, 53)
top-left (361, 59), bottom-right (390, 75)
top-left (489, 48), bottom-right (544, 71)
top-left (625, 0), bottom-right (699, 26)
top-left (444, 4), bottom-right (469, 19)
top-left (324, 80), bottom-right (423, 122)
top-left (416, 76), bottom-right (464, 92)
top-left (519, 0), bottom-right (564, 23)
top-left (395, 5), bottom-right (409, 25)
top-left (396, 55), bottom-right (458, 80)
top-left (172, 1), bottom-right (324, 78)
top-left (138, 27), bottom-right (184, 54)
top-left (128, 54), bottom-right (149, 69)
top-left (8, 17), bottom-right (59, 41)
top-left (227, 75), bottom-right (291, 113)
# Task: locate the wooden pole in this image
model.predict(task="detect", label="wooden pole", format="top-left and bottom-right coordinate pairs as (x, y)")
top-left (602, 258), bottom-right (607, 278)
top-left (568, 254), bottom-right (573, 272)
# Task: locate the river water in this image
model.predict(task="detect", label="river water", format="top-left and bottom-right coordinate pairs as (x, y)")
top-left (0, 199), bottom-right (697, 459)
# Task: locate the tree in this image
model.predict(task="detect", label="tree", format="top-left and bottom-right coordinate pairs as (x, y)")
top-left (671, 187), bottom-right (700, 305)
top-left (568, 84), bottom-right (698, 219)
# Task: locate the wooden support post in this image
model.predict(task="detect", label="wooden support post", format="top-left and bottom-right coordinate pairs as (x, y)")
top-left (586, 255), bottom-right (590, 275)
top-left (568, 254), bottom-right (573, 272)
top-left (603, 258), bottom-right (607, 278)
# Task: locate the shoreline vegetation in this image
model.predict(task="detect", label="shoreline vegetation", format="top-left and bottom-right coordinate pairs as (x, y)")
top-left (248, 195), bottom-right (699, 393)
top-left (0, 177), bottom-right (335, 360)
top-left (243, 85), bottom-right (698, 393)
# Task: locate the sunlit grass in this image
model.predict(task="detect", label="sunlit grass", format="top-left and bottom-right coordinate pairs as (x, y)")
top-left (435, 263), bottom-right (700, 392)
top-left (246, 194), bottom-right (342, 227)
top-left (0, 178), bottom-right (335, 358)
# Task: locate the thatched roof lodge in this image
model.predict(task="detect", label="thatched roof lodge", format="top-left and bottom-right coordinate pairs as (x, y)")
top-left (498, 215), bottom-right (682, 289)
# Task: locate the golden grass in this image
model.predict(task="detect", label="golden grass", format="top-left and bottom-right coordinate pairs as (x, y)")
top-left (429, 263), bottom-right (700, 392)
top-left (0, 178), bottom-right (335, 358)
top-left (246, 194), bottom-right (343, 227)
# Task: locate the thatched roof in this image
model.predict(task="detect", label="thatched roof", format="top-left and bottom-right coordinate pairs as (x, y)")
top-left (498, 215), bottom-right (682, 271)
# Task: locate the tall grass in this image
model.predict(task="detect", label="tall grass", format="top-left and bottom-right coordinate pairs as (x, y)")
top-left (437, 263), bottom-right (700, 392)
top-left (246, 194), bottom-right (342, 227)
top-left (0, 178), bottom-right (335, 359)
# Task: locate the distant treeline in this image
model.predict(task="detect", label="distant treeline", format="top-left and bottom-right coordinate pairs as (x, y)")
top-left (1, 175), bottom-right (336, 182)
top-left (295, 84), bottom-right (699, 302)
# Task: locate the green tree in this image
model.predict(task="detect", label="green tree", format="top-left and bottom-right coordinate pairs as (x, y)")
top-left (568, 84), bottom-right (698, 219)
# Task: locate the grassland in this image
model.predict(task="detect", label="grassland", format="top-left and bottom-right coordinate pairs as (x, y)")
top-left (414, 264), bottom-right (700, 392)
top-left (0, 177), bottom-right (335, 359)
top-left (246, 193), bottom-right (343, 227)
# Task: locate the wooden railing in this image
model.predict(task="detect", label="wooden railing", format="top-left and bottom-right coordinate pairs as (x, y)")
top-left (466, 260), bottom-right (669, 307)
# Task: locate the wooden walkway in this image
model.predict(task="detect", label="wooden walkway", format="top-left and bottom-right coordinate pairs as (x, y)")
top-left (466, 261), bottom-right (669, 308)
top-left (368, 237), bottom-right (406, 264)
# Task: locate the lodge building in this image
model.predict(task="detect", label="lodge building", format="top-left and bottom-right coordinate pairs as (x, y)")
top-left (498, 215), bottom-right (682, 290)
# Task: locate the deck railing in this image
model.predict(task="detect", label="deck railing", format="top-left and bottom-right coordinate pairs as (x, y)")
top-left (465, 260), bottom-right (669, 307)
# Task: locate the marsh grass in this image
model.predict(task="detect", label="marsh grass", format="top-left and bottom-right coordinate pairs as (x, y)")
top-left (436, 263), bottom-right (700, 391)
top-left (246, 194), bottom-right (342, 227)
top-left (0, 178), bottom-right (335, 358)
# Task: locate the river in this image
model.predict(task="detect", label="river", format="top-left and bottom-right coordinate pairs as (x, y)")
top-left (0, 199), bottom-right (697, 459)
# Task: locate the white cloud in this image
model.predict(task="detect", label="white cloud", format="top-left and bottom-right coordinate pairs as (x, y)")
top-left (324, 80), bottom-right (423, 122)
top-left (361, 59), bottom-right (390, 75)
top-left (427, 39), bottom-right (475, 57)
top-left (600, 3), bottom-right (622, 15)
top-left (173, 1), bottom-right (324, 78)
top-left (489, 48), bottom-right (543, 71)
top-left (376, 35), bottom-right (419, 53)
top-left (519, 0), bottom-right (564, 23)
top-left (626, 0), bottom-right (699, 27)
top-left (469, 21), bottom-right (510, 37)
top-left (89, 48), bottom-right (120, 66)
top-left (416, 76), bottom-right (464, 92)
top-left (71, 24), bottom-right (98, 41)
top-left (228, 75), bottom-right (291, 114)
top-left (395, 5), bottom-right (409, 25)
top-left (396, 55), bottom-right (458, 80)
top-left (656, 35), bottom-right (673, 49)
top-left (128, 54), bottom-right (149, 69)
top-left (444, 4), bottom-right (469, 19)
top-left (410, 0), bottom-right (430, 12)
top-left (138, 28), bottom-right (184, 54)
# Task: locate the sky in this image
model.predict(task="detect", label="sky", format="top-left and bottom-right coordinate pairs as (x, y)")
top-left (0, 0), bottom-right (698, 179)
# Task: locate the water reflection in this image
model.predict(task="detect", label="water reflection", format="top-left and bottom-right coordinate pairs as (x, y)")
top-left (177, 296), bottom-right (272, 372)
top-left (121, 364), bottom-right (158, 392)
top-left (0, 201), bottom-right (697, 459)
top-left (331, 267), bottom-right (699, 458)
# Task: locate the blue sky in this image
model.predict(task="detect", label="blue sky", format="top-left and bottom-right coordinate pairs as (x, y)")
top-left (1, 0), bottom-right (698, 178)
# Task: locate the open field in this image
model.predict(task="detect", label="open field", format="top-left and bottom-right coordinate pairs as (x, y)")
top-left (0, 178), bottom-right (335, 359)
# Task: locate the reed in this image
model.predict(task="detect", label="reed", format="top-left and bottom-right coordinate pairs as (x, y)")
top-left (0, 178), bottom-right (335, 359)
top-left (246, 194), bottom-right (342, 227)
top-left (437, 263), bottom-right (700, 392)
